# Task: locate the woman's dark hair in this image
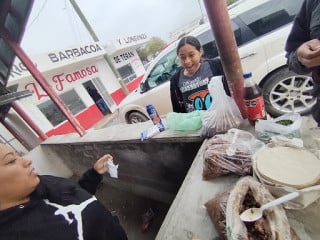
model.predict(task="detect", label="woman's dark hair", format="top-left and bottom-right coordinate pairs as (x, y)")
top-left (176, 36), bottom-right (202, 54)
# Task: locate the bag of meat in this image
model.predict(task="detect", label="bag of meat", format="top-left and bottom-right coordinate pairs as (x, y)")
top-left (203, 128), bottom-right (264, 180)
top-left (226, 176), bottom-right (299, 240)
top-left (205, 176), bottom-right (299, 240)
top-left (205, 191), bottom-right (230, 240)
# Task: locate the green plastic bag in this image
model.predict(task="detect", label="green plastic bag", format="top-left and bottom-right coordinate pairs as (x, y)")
top-left (166, 111), bottom-right (203, 131)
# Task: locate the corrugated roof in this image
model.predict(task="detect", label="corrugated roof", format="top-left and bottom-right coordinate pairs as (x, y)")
top-left (0, 0), bottom-right (34, 110)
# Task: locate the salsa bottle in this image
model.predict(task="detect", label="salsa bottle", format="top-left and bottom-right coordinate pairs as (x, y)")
top-left (243, 72), bottom-right (267, 125)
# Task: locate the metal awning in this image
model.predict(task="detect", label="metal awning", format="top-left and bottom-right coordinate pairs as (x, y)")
top-left (0, 0), bottom-right (34, 109)
top-left (0, 0), bottom-right (85, 138)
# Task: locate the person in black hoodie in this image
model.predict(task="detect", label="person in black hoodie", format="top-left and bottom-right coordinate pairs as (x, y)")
top-left (0, 143), bottom-right (127, 240)
top-left (170, 35), bottom-right (227, 113)
top-left (285, 0), bottom-right (320, 126)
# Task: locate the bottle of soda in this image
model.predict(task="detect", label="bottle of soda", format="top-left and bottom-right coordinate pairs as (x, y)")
top-left (243, 72), bottom-right (267, 125)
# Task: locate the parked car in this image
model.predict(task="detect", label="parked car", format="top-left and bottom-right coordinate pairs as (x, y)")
top-left (118, 0), bottom-right (314, 124)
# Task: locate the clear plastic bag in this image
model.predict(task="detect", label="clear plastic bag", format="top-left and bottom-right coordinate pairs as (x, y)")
top-left (255, 112), bottom-right (302, 142)
top-left (201, 76), bottom-right (244, 137)
top-left (203, 129), bottom-right (264, 180)
top-left (205, 191), bottom-right (230, 240)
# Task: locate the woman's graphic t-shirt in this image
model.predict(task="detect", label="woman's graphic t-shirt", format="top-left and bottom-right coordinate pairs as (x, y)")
top-left (178, 61), bottom-right (214, 112)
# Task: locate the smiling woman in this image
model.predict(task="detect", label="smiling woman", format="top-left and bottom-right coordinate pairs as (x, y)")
top-left (170, 36), bottom-right (225, 113)
top-left (0, 143), bottom-right (128, 240)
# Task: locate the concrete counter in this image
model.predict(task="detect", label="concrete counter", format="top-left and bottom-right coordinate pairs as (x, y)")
top-left (40, 121), bottom-right (204, 203)
top-left (44, 120), bottom-right (203, 144)
top-left (155, 140), bottom-right (239, 240)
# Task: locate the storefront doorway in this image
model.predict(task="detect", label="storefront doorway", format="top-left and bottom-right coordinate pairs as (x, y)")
top-left (83, 80), bottom-right (114, 115)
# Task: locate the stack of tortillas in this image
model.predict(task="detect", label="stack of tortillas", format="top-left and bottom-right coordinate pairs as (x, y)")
top-left (254, 146), bottom-right (320, 189)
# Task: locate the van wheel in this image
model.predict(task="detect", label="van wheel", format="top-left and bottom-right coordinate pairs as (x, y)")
top-left (262, 67), bottom-right (315, 117)
top-left (128, 112), bottom-right (149, 124)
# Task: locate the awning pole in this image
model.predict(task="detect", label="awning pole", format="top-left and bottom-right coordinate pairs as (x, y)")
top-left (11, 101), bottom-right (48, 141)
top-left (203, 0), bottom-right (247, 118)
top-left (0, 29), bottom-right (86, 137)
top-left (0, 118), bottom-right (34, 150)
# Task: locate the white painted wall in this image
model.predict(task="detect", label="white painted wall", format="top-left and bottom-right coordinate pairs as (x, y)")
top-left (26, 145), bottom-right (73, 177)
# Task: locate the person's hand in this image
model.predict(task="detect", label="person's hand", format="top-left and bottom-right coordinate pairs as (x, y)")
top-left (93, 154), bottom-right (113, 175)
top-left (297, 39), bottom-right (320, 68)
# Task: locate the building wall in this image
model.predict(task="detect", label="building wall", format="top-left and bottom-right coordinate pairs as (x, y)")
top-left (3, 42), bottom-right (146, 142)
top-left (0, 122), bottom-right (29, 155)
top-left (111, 49), bottom-right (146, 79)
top-left (10, 57), bottom-right (117, 135)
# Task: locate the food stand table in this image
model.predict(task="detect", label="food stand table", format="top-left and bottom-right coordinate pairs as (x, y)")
top-left (156, 127), bottom-right (320, 240)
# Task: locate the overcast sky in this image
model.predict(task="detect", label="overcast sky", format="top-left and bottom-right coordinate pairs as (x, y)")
top-left (21, 0), bottom-right (207, 55)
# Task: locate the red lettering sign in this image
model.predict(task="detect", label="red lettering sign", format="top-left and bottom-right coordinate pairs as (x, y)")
top-left (25, 82), bottom-right (48, 100)
top-left (23, 65), bottom-right (98, 100)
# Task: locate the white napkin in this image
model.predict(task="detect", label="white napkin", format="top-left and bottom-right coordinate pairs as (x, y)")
top-left (104, 160), bottom-right (119, 178)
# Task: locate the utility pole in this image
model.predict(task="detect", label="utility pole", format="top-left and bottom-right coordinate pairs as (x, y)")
top-left (69, 0), bottom-right (129, 95)
top-left (198, 0), bottom-right (205, 24)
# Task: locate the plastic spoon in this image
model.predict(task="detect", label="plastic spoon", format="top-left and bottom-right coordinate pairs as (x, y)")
top-left (240, 191), bottom-right (299, 222)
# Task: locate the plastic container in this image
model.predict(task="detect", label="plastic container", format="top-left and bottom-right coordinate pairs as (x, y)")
top-left (146, 104), bottom-right (165, 131)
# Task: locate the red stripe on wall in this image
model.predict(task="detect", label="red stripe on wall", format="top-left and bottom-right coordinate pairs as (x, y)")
top-left (44, 75), bottom-right (144, 137)
top-left (110, 75), bottom-right (144, 105)
top-left (127, 75), bottom-right (144, 91)
top-left (111, 89), bottom-right (126, 105)
top-left (45, 105), bottom-right (104, 137)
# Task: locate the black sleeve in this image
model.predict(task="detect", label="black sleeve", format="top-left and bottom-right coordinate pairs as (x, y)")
top-left (285, 0), bottom-right (314, 74)
top-left (285, 0), bottom-right (310, 54)
top-left (78, 168), bottom-right (103, 195)
top-left (170, 69), bottom-right (187, 113)
top-left (208, 57), bottom-right (224, 75)
top-left (208, 58), bottom-right (231, 96)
